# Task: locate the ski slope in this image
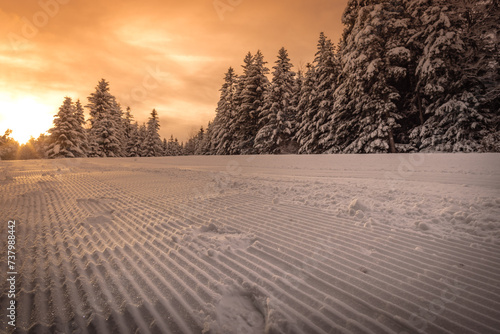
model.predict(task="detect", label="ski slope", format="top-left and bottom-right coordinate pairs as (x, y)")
top-left (1, 154), bottom-right (499, 333)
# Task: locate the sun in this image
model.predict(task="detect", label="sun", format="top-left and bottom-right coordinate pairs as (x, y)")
top-left (0, 95), bottom-right (55, 144)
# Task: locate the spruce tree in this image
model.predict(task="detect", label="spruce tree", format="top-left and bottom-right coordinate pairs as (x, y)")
top-left (162, 138), bottom-right (168, 156)
top-left (291, 69), bottom-right (304, 140)
top-left (211, 67), bottom-right (238, 155)
top-left (47, 97), bottom-right (86, 158)
top-left (138, 123), bottom-right (148, 157)
top-left (86, 79), bottom-right (123, 157)
top-left (73, 99), bottom-right (89, 156)
top-left (294, 63), bottom-right (319, 154)
top-left (172, 137), bottom-right (182, 156)
top-left (309, 33), bottom-right (340, 153)
top-left (164, 135), bottom-right (179, 156)
top-left (409, 0), bottom-right (499, 151)
top-left (201, 121), bottom-right (212, 155)
top-left (229, 53), bottom-right (253, 154)
top-left (127, 121), bottom-right (141, 157)
top-left (333, 1), bottom-right (410, 153)
top-left (232, 51), bottom-right (269, 154)
top-left (144, 109), bottom-right (163, 157)
top-left (193, 126), bottom-right (205, 155)
top-left (122, 107), bottom-right (135, 156)
top-left (254, 47), bottom-right (296, 154)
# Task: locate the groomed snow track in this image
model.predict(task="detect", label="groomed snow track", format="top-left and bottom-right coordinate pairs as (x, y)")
top-left (1, 154), bottom-right (499, 334)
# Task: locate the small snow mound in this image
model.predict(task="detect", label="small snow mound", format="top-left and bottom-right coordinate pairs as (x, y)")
top-left (355, 210), bottom-right (365, 219)
top-left (348, 198), bottom-right (369, 215)
top-left (200, 222), bottom-right (219, 233)
top-left (415, 221), bottom-right (430, 231)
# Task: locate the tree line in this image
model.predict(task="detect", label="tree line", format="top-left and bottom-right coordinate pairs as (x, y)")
top-left (0, 79), bottom-right (186, 160)
top-left (1, 0), bottom-right (498, 160)
top-left (187, 0), bottom-right (499, 154)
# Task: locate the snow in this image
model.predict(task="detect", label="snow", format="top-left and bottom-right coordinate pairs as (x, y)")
top-left (1, 154), bottom-right (499, 333)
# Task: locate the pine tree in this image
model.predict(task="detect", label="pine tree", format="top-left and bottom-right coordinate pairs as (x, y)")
top-left (201, 121), bottom-right (213, 154)
top-left (122, 107), bottom-right (136, 156)
top-left (164, 135), bottom-right (179, 156)
top-left (138, 123), bottom-right (148, 157)
top-left (291, 69), bottom-right (304, 139)
top-left (184, 134), bottom-right (197, 155)
top-left (47, 97), bottom-right (87, 158)
top-left (469, 0), bottom-right (500, 151)
top-left (73, 99), bottom-right (88, 156)
top-left (87, 79), bottom-right (123, 157)
top-left (309, 33), bottom-right (340, 153)
top-left (231, 51), bottom-right (270, 154)
top-left (162, 138), bottom-right (168, 156)
top-left (229, 53), bottom-right (253, 154)
top-left (144, 109), bottom-right (163, 157)
top-left (333, 1), bottom-right (410, 153)
top-left (111, 99), bottom-right (125, 156)
top-left (127, 121), bottom-right (141, 157)
top-left (211, 67), bottom-right (238, 155)
top-left (193, 126), bottom-right (205, 155)
top-left (294, 63), bottom-right (319, 153)
top-left (254, 47), bottom-right (297, 154)
top-left (408, 0), bottom-right (496, 152)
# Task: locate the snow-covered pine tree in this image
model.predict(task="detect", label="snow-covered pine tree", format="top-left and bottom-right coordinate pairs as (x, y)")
top-left (201, 121), bottom-right (213, 155)
top-left (73, 99), bottom-right (89, 156)
top-left (122, 107), bottom-right (136, 156)
top-left (310, 33), bottom-right (341, 153)
top-left (184, 132), bottom-right (197, 155)
top-left (290, 69), bottom-right (304, 142)
top-left (162, 138), bottom-right (168, 156)
top-left (47, 97), bottom-right (86, 158)
top-left (86, 127), bottom-right (98, 157)
top-left (231, 51), bottom-right (270, 154)
top-left (211, 67), bottom-right (238, 155)
top-left (229, 53), bottom-right (253, 154)
top-left (172, 137), bottom-right (182, 156)
top-left (254, 47), bottom-right (297, 154)
top-left (126, 121), bottom-right (141, 157)
top-left (137, 122), bottom-right (148, 157)
top-left (408, 0), bottom-right (495, 152)
top-left (333, 0), bottom-right (410, 153)
top-left (144, 109), bottom-right (163, 157)
top-left (111, 99), bottom-right (125, 157)
top-left (294, 63), bottom-right (319, 154)
top-left (468, 0), bottom-right (500, 151)
top-left (86, 79), bottom-right (124, 157)
top-left (163, 135), bottom-right (178, 156)
top-left (192, 126), bottom-right (205, 155)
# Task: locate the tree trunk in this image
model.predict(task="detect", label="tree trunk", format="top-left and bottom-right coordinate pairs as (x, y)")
top-left (388, 128), bottom-right (397, 153)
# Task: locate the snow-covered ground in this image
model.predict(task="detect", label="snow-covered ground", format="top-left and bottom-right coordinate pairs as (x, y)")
top-left (1, 154), bottom-right (499, 333)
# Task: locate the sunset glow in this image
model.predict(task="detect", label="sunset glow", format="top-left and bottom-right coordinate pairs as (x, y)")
top-left (0, 94), bottom-right (54, 144)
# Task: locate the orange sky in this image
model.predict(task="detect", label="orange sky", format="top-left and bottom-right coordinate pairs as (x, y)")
top-left (0, 0), bottom-right (348, 143)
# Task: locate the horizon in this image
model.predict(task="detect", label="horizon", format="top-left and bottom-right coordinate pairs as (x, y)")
top-left (0, 0), bottom-right (348, 144)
